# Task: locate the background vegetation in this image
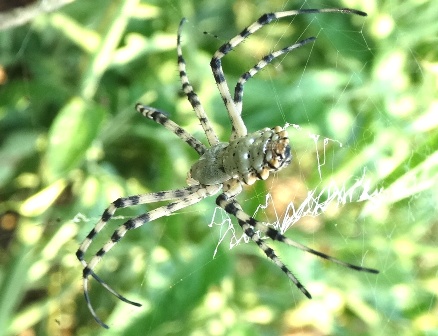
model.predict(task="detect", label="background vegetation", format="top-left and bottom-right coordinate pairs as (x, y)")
top-left (0, 0), bottom-right (436, 335)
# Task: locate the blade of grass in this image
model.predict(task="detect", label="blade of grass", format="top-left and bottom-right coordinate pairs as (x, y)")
top-left (80, 0), bottom-right (139, 100)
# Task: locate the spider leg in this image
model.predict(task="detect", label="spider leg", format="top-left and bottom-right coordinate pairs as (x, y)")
top-left (177, 18), bottom-right (219, 146)
top-left (136, 104), bottom-right (207, 156)
top-left (210, 8), bottom-right (366, 140)
top-left (216, 192), bottom-right (378, 298)
top-left (88, 269), bottom-right (141, 305)
top-left (84, 270), bottom-right (141, 329)
top-left (77, 184), bottom-right (221, 328)
top-left (216, 192), bottom-right (311, 298)
top-left (262, 226), bottom-right (379, 274)
top-left (76, 185), bottom-right (205, 266)
top-left (234, 37), bottom-right (316, 115)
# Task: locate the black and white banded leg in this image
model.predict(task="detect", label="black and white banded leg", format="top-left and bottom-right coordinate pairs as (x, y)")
top-left (216, 193), bottom-right (378, 299)
top-left (76, 184), bottom-right (222, 328)
top-left (177, 18), bottom-right (219, 146)
top-left (209, 8), bottom-right (366, 140)
top-left (77, 7), bottom-right (374, 328)
top-left (234, 37), bottom-right (316, 115)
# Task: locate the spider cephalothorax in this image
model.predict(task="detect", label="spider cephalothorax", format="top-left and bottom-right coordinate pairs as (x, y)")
top-left (189, 126), bottom-right (291, 185)
top-left (77, 8), bottom-right (377, 329)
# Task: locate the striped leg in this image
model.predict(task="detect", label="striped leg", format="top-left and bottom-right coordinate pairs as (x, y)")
top-left (216, 193), bottom-right (378, 299)
top-left (210, 8), bottom-right (366, 140)
top-left (177, 18), bottom-right (219, 146)
top-left (216, 193), bottom-right (311, 297)
top-left (76, 184), bottom-right (221, 328)
top-left (136, 104), bottom-right (206, 156)
top-left (76, 185), bottom-right (204, 266)
top-left (234, 37), bottom-right (316, 115)
top-left (261, 227), bottom-right (379, 274)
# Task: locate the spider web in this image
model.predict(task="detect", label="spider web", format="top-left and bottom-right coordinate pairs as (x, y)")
top-left (208, 132), bottom-right (384, 256)
top-left (200, 1), bottom-right (436, 334)
top-left (204, 0), bottom-right (383, 253)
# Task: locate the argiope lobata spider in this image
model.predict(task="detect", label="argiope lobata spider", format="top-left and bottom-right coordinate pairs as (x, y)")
top-left (76, 7), bottom-right (378, 328)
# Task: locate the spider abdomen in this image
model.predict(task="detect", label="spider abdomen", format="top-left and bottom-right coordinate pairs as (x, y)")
top-left (190, 126), bottom-right (291, 185)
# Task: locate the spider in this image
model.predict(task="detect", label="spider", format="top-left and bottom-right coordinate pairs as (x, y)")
top-left (76, 7), bottom-right (377, 329)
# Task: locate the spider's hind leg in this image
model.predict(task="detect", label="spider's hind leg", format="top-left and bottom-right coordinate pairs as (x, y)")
top-left (233, 37), bottom-right (316, 115)
top-left (263, 226), bottom-right (379, 274)
top-left (216, 193), bottom-right (378, 299)
top-left (216, 192), bottom-right (312, 298)
top-left (210, 7), bottom-right (366, 140)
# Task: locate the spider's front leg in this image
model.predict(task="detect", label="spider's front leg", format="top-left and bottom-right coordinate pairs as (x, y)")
top-left (76, 184), bottom-right (221, 328)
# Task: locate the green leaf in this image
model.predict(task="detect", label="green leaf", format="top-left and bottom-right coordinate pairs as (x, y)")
top-left (44, 97), bottom-right (104, 181)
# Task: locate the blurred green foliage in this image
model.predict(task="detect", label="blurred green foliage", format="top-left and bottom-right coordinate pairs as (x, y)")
top-left (0, 0), bottom-right (437, 335)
